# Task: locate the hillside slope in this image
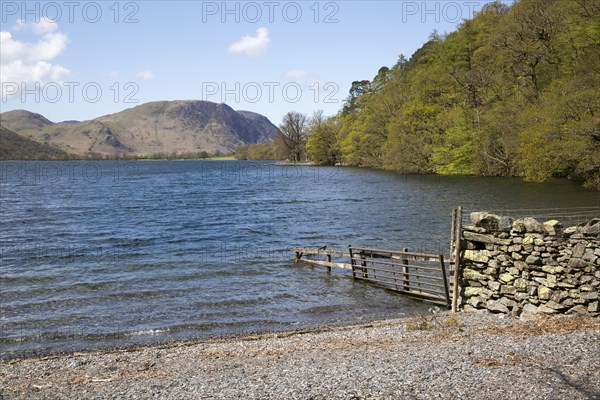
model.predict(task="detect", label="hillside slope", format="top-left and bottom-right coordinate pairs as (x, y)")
top-left (0, 125), bottom-right (71, 160)
top-left (1, 101), bottom-right (278, 157)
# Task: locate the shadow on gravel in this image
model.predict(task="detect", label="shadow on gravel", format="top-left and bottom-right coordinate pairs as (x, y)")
top-left (544, 367), bottom-right (600, 400)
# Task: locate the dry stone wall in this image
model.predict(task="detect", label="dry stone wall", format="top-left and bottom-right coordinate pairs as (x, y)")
top-left (458, 213), bottom-right (599, 316)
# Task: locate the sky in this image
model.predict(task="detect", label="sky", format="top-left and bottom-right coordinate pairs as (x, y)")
top-left (1, 1), bottom-right (495, 125)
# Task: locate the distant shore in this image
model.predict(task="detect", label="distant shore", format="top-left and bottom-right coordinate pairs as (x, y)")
top-left (2, 312), bottom-right (598, 399)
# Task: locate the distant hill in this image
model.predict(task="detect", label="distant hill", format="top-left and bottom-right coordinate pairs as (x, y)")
top-left (1, 101), bottom-right (278, 158)
top-left (0, 110), bottom-right (53, 132)
top-left (0, 125), bottom-right (72, 160)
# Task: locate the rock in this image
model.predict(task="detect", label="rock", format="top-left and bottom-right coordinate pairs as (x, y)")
top-left (462, 268), bottom-right (487, 281)
top-left (523, 217), bottom-right (544, 233)
top-left (563, 226), bottom-right (580, 236)
top-left (541, 265), bottom-right (563, 274)
top-left (498, 217), bottom-right (513, 232)
top-left (579, 284), bottom-right (594, 292)
top-left (562, 298), bottom-right (574, 307)
top-left (527, 285), bottom-right (538, 296)
top-left (463, 231), bottom-right (511, 245)
top-left (514, 261), bottom-right (528, 270)
top-left (568, 258), bottom-right (589, 269)
top-left (463, 250), bottom-right (489, 263)
top-left (545, 274), bottom-right (557, 288)
top-left (511, 219), bottom-right (526, 234)
top-left (566, 305), bottom-right (590, 316)
top-left (521, 303), bottom-right (538, 314)
top-left (499, 297), bottom-right (518, 308)
top-left (486, 300), bottom-right (509, 313)
top-left (540, 300), bottom-right (567, 311)
top-left (538, 286), bottom-right (553, 300)
top-left (467, 297), bottom-right (485, 308)
top-left (556, 282), bottom-right (575, 288)
top-left (581, 292), bottom-right (598, 302)
top-left (500, 285), bottom-right (517, 295)
top-left (515, 292), bottom-right (530, 302)
top-left (488, 281), bottom-right (501, 291)
top-left (537, 304), bottom-right (558, 314)
top-left (550, 290), bottom-right (567, 303)
top-left (499, 273), bottom-right (515, 283)
top-left (513, 278), bottom-right (528, 289)
top-left (582, 249), bottom-right (597, 263)
top-left (581, 218), bottom-right (600, 235)
top-left (543, 220), bottom-right (563, 236)
top-left (525, 255), bottom-right (542, 265)
top-left (588, 301), bottom-right (599, 313)
top-left (464, 287), bottom-right (484, 297)
top-left (470, 212), bottom-right (503, 231)
top-left (572, 243), bottom-right (587, 258)
top-left (508, 244), bottom-right (522, 252)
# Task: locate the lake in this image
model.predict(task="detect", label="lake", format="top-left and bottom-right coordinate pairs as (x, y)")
top-left (1, 160), bottom-right (598, 358)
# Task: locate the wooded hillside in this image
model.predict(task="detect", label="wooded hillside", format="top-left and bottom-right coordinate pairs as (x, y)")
top-left (307, 0), bottom-right (599, 188)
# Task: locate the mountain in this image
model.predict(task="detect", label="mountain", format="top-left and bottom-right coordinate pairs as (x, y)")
top-left (0, 125), bottom-right (72, 160)
top-left (0, 110), bottom-right (53, 132)
top-left (0, 101), bottom-right (278, 157)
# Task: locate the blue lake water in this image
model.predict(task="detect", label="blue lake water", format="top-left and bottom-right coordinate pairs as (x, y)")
top-left (1, 160), bottom-right (598, 358)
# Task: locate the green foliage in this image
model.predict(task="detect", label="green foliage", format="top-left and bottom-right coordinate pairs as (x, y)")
top-left (304, 0), bottom-right (600, 188)
top-left (235, 142), bottom-right (280, 160)
top-left (306, 116), bottom-right (340, 165)
top-left (0, 125), bottom-right (72, 160)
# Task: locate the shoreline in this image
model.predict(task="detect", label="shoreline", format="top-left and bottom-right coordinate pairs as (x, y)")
top-left (2, 312), bottom-right (598, 399)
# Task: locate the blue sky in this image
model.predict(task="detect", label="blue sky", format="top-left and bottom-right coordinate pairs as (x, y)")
top-left (1, 1), bottom-right (494, 125)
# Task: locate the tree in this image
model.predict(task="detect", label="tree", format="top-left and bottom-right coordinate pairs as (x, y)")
top-left (275, 111), bottom-right (308, 163)
top-left (306, 111), bottom-right (340, 165)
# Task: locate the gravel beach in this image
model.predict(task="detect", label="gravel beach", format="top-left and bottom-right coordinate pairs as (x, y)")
top-left (1, 312), bottom-right (598, 400)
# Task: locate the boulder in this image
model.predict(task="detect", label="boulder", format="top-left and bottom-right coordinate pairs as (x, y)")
top-left (566, 305), bottom-right (590, 316)
top-left (538, 300), bottom-right (566, 313)
top-left (486, 300), bottom-right (509, 313)
top-left (543, 220), bottom-right (563, 236)
top-left (541, 265), bottom-right (563, 274)
top-left (568, 258), bottom-right (589, 269)
top-left (563, 226), bottom-right (580, 236)
top-left (463, 250), bottom-right (489, 263)
top-left (581, 218), bottom-right (600, 235)
top-left (572, 243), bottom-right (587, 258)
top-left (525, 255), bottom-right (542, 265)
top-left (464, 287), bottom-right (484, 297)
top-left (470, 212), bottom-right (503, 231)
top-left (538, 286), bottom-right (553, 300)
top-left (499, 273), bottom-right (515, 283)
top-left (462, 268), bottom-right (487, 281)
top-left (463, 231), bottom-right (511, 245)
top-left (523, 217), bottom-right (544, 233)
top-left (511, 219), bottom-right (527, 234)
top-left (500, 285), bottom-right (517, 295)
top-left (521, 303), bottom-right (538, 314)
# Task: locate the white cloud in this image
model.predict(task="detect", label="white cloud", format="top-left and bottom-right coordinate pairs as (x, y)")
top-left (135, 70), bottom-right (155, 80)
top-left (14, 19), bottom-right (58, 35)
top-left (284, 70), bottom-right (307, 81)
top-left (228, 27), bottom-right (270, 57)
top-left (0, 23), bottom-right (69, 97)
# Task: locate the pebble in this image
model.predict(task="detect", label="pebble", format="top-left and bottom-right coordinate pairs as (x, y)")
top-left (1, 313), bottom-right (598, 399)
